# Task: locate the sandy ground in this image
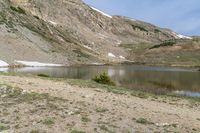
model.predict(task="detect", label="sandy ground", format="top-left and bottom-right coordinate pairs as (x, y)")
top-left (0, 75), bottom-right (200, 133)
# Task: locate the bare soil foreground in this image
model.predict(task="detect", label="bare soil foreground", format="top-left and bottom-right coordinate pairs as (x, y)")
top-left (0, 74), bottom-right (200, 133)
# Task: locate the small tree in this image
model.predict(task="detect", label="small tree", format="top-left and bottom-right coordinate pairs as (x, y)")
top-left (92, 72), bottom-right (115, 86)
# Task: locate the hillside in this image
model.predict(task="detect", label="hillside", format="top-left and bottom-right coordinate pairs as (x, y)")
top-left (0, 0), bottom-right (199, 66)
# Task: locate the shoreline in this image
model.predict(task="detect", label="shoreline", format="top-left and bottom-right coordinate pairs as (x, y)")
top-left (0, 61), bottom-right (199, 70)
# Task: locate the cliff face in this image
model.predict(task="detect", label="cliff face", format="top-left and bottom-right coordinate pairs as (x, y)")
top-left (0, 0), bottom-right (198, 66)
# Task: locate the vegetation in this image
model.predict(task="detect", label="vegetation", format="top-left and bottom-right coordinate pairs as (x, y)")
top-left (10, 6), bottom-right (26, 15)
top-left (81, 116), bottom-right (91, 122)
top-left (95, 107), bottom-right (109, 113)
top-left (131, 25), bottom-right (148, 32)
top-left (154, 29), bottom-right (161, 33)
top-left (0, 124), bottom-right (10, 131)
top-left (30, 130), bottom-right (40, 133)
top-left (136, 118), bottom-right (153, 125)
top-left (92, 72), bottom-right (115, 86)
top-left (71, 130), bottom-right (86, 133)
top-left (149, 40), bottom-right (176, 49)
top-left (37, 73), bottom-right (50, 77)
top-left (42, 118), bottom-right (55, 125)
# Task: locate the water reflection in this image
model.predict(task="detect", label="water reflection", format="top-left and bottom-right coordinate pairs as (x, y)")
top-left (5, 65), bottom-right (200, 97)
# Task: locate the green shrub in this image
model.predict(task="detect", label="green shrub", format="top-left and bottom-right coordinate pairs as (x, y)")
top-left (136, 118), bottom-right (153, 125)
top-left (154, 29), bottom-right (161, 33)
top-left (92, 72), bottom-right (115, 86)
top-left (37, 74), bottom-right (49, 77)
top-left (132, 25), bottom-right (148, 32)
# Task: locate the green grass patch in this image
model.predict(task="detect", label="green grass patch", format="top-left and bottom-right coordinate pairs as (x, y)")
top-left (42, 118), bottom-right (55, 126)
top-left (10, 6), bottom-right (26, 14)
top-left (95, 107), bottom-right (109, 113)
top-left (81, 116), bottom-right (91, 123)
top-left (136, 118), bottom-right (154, 125)
top-left (71, 130), bottom-right (86, 133)
top-left (0, 124), bottom-right (10, 131)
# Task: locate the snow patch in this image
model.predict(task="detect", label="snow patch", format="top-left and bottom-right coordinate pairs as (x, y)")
top-left (15, 60), bottom-right (63, 67)
top-left (173, 32), bottom-right (192, 39)
top-left (91, 7), bottom-right (112, 18)
top-left (177, 34), bottom-right (192, 39)
top-left (91, 62), bottom-right (105, 65)
top-left (156, 123), bottom-right (170, 127)
top-left (119, 55), bottom-right (126, 59)
top-left (49, 21), bottom-right (58, 26)
top-left (108, 53), bottom-right (116, 58)
top-left (0, 60), bottom-right (9, 67)
top-left (83, 45), bottom-right (92, 50)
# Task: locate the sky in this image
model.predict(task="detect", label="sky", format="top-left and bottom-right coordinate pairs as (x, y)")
top-left (83, 0), bottom-right (200, 36)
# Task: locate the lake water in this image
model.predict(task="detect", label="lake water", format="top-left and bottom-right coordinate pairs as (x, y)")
top-left (1, 65), bottom-right (200, 97)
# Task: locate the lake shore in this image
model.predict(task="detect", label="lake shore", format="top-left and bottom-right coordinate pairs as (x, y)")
top-left (0, 74), bottom-right (200, 133)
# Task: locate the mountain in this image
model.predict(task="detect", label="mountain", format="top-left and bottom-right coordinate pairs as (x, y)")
top-left (0, 0), bottom-right (199, 66)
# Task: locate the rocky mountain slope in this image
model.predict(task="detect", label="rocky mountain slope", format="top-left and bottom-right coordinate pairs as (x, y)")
top-left (0, 0), bottom-right (199, 66)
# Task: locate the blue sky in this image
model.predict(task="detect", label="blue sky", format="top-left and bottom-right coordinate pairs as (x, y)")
top-left (83, 0), bottom-right (200, 36)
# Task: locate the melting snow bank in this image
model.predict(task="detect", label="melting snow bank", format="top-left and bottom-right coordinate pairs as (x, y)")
top-left (119, 56), bottom-right (125, 59)
top-left (108, 53), bottom-right (126, 60)
top-left (48, 20), bottom-right (58, 26)
top-left (108, 53), bottom-right (116, 58)
top-left (177, 34), bottom-right (192, 39)
top-left (91, 7), bottom-right (112, 18)
top-left (173, 32), bottom-right (192, 39)
top-left (15, 61), bottom-right (63, 67)
top-left (0, 60), bottom-right (9, 67)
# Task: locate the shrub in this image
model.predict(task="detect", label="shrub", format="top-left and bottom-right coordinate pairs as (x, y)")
top-left (92, 72), bottom-right (115, 86)
top-left (136, 118), bottom-right (153, 125)
top-left (37, 74), bottom-right (49, 77)
top-left (132, 25), bottom-right (148, 32)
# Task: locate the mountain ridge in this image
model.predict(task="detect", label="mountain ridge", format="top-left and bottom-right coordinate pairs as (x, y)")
top-left (0, 0), bottom-right (199, 67)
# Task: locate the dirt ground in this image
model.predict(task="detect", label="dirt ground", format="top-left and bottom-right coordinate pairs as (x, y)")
top-left (0, 75), bottom-right (200, 133)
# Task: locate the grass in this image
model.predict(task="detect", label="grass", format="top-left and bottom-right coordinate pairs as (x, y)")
top-left (99, 125), bottom-right (114, 133)
top-left (149, 40), bottom-right (176, 49)
top-left (10, 6), bottom-right (26, 15)
top-left (136, 118), bottom-right (154, 125)
top-left (42, 118), bottom-right (55, 126)
top-left (71, 130), bottom-right (86, 133)
top-left (0, 84), bottom-right (52, 104)
top-left (81, 116), bottom-right (91, 123)
top-left (95, 108), bottom-right (109, 113)
top-left (30, 130), bottom-right (40, 133)
top-left (0, 124), bottom-right (10, 131)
